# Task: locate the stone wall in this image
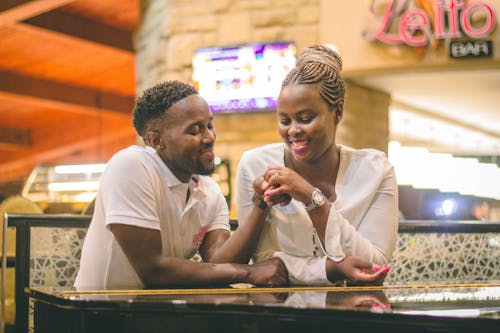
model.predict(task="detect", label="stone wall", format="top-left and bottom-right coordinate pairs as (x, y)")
top-left (341, 81), bottom-right (390, 151)
top-left (136, 0), bottom-right (321, 91)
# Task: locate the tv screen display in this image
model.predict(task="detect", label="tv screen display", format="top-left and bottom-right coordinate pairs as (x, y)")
top-left (192, 41), bottom-right (296, 113)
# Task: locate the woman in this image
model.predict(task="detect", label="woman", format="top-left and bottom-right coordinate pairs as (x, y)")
top-left (236, 45), bottom-right (398, 285)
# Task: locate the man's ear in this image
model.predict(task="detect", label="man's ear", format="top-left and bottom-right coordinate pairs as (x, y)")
top-left (335, 102), bottom-right (343, 124)
top-left (145, 131), bottom-right (163, 149)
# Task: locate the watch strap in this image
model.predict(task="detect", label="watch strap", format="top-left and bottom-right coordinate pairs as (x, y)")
top-left (304, 200), bottom-right (318, 212)
top-left (252, 192), bottom-right (268, 210)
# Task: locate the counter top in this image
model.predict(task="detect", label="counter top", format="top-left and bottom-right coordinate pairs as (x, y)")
top-left (29, 283), bottom-right (500, 318)
top-left (27, 283), bottom-right (500, 333)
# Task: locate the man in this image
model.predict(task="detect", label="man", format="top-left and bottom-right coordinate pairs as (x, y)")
top-left (75, 80), bottom-right (288, 289)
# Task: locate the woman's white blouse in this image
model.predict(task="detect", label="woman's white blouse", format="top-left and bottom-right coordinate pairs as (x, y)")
top-left (236, 143), bottom-right (398, 285)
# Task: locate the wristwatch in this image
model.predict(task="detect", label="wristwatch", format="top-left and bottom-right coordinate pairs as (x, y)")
top-left (252, 192), bottom-right (268, 210)
top-left (304, 187), bottom-right (327, 211)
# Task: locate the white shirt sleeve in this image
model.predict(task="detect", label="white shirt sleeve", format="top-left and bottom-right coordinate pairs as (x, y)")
top-left (101, 148), bottom-right (161, 230)
top-left (321, 159), bottom-right (399, 265)
top-left (204, 178), bottom-right (231, 233)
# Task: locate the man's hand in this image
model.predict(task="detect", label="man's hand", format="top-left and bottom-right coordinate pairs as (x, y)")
top-left (246, 257), bottom-right (289, 286)
top-left (326, 256), bottom-right (390, 286)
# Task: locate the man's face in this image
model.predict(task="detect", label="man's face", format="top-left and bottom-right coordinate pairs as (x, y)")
top-left (154, 94), bottom-right (216, 182)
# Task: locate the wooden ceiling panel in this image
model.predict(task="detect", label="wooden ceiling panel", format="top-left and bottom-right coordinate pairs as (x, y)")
top-left (0, 112), bottom-right (135, 179)
top-left (29, 113), bottom-right (133, 153)
top-left (0, 92), bottom-right (113, 125)
top-left (24, 8), bottom-right (134, 52)
top-left (61, 0), bottom-right (139, 31)
top-left (0, 127), bottom-right (136, 183)
top-left (0, 70), bottom-right (134, 114)
top-left (0, 91), bottom-right (113, 127)
top-left (0, 24), bottom-right (135, 94)
top-left (0, 0), bottom-right (139, 192)
top-left (0, 103), bottom-right (133, 151)
top-left (0, 0), bottom-right (76, 25)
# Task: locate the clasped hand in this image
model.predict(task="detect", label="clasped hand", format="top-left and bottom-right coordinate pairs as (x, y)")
top-left (247, 257), bottom-right (289, 286)
top-left (253, 166), bottom-right (313, 207)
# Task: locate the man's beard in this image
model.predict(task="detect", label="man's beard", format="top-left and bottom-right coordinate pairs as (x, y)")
top-left (194, 162), bottom-right (215, 176)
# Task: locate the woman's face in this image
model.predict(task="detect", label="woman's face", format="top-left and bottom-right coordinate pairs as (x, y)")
top-left (277, 83), bottom-right (339, 162)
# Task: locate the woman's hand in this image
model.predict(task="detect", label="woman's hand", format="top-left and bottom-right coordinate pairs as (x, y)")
top-left (251, 167), bottom-right (294, 207)
top-left (252, 173), bottom-right (270, 198)
top-left (262, 166), bottom-right (314, 206)
top-left (326, 256), bottom-right (390, 286)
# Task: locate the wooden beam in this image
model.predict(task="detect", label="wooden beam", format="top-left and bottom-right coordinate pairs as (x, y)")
top-left (0, 70), bottom-right (134, 115)
top-left (0, 127), bottom-right (135, 182)
top-left (23, 8), bottom-right (134, 52)
top-left (0, 126), bottom-right (32, 149)
top-left (0, 0), bottom-right (75, 26)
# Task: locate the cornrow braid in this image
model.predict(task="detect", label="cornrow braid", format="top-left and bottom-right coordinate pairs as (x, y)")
top-left (283, 45), bottom-right (345, 109)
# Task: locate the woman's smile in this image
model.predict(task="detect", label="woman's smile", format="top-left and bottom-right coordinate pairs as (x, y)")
top-left (291, 139), bottom-right (309, 152)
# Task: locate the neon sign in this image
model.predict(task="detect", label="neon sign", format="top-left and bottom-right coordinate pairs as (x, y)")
top-left (373, 0), bottom-right (497, 47)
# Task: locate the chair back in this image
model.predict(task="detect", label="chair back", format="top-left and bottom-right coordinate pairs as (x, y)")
top-left (2, 213), bottom-right (90, 333)
top-left (0, 197), bottom-right (43, 330)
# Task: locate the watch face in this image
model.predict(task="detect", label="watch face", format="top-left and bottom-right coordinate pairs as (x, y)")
top-left (312, 190), bottom-right (325, 205)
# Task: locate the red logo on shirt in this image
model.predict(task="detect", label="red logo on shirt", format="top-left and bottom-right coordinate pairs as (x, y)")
top-left (192, 225), bottom-right (209, 246)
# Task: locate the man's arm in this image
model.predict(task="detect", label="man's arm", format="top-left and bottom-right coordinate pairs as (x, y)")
top-left (110, 224), bottom-right (288, 288)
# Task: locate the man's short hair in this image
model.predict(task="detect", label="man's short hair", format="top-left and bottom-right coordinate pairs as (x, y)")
top-left (132, 80), bottom-right (198, 137)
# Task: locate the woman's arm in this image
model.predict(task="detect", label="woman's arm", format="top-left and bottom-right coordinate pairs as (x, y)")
top-left (271, 251), bottom-right (389, 286)
top-left (200, 204), bottom-right (270, 264)
top-left (204, 158), bottom-right (276, 264)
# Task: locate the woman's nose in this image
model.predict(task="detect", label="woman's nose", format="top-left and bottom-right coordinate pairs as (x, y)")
top-left (289, 125), bottom-right (303, 136)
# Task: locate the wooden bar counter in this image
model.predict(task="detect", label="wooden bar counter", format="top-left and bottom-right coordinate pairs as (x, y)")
top-left (28, 283), bottom-right (499, 333)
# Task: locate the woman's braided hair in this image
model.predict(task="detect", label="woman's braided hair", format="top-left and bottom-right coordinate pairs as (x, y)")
top-left (282, 45), bottom-right (345, 110)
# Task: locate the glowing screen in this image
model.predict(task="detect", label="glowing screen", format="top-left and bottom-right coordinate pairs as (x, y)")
top-left (193, 41), bottom-right (296, 112)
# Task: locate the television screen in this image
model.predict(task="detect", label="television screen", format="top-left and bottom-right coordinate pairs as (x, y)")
top-left (192, 41), bottom-right (296, 113)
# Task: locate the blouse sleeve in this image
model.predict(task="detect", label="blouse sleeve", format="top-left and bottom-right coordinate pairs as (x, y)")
top-left (246, 221), bottom-right (332, 286)
top-left (273, 251), bottom-right (332, 285)
top-left (321, 165), bottom-right (399, 265)
top-left (235, 152), bottom-right (255, 229)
